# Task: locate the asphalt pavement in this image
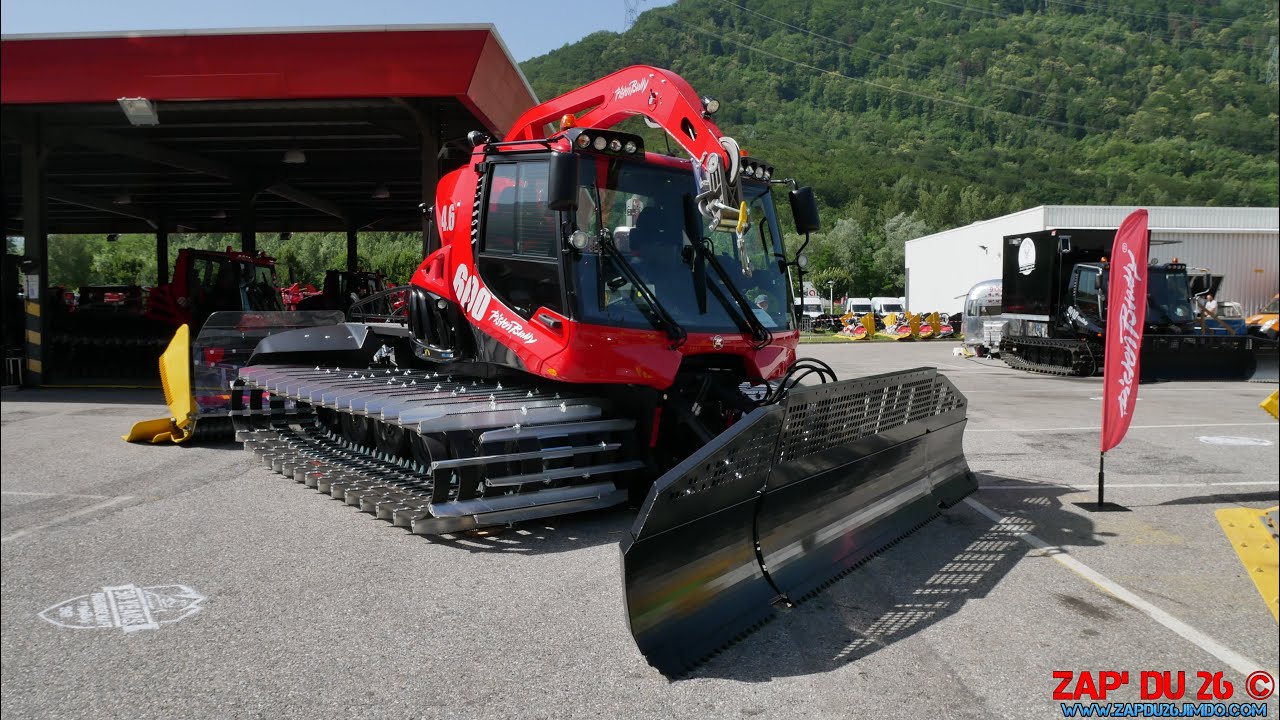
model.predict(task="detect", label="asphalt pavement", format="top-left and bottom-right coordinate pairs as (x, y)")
top-left (2, 342), bottom-right (1277, 719)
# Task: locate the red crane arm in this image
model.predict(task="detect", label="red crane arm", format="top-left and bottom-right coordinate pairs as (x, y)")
top-left (505, 65), bottom-right (729, 166)
top-left (506, 65), bottom-right (748, 234)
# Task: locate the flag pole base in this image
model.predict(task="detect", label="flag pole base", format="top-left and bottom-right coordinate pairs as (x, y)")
top-left (1072, 501), bottom-right (1131, 513)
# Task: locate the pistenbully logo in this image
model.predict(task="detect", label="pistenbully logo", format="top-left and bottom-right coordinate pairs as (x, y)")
top-left (613, 77), bottom-right (649, 101)
top-left (39, 583), bottom-right (205, 633)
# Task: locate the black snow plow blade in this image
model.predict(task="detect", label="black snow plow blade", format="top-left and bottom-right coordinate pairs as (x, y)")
top-left (1141, 335), bottom-right (1278, 382)
top-left (622, 367), bottom-right (974, 675)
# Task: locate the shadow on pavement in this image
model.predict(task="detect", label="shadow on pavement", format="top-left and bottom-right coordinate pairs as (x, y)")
top-left (1, 387), bottom-right (164, 406)
top-left (1150, 490), bottom-right (1280, 507)
top-left (690, 471), bottom-right (1100, 682)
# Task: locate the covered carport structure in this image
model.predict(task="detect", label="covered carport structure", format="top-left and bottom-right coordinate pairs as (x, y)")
top-left (1, 25), bottom-right (536, 385)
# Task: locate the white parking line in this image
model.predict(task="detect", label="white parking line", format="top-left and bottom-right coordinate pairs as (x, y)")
top-left (969, 422), bottom-right (1276, 433)
top-left (964, 497), bottom-right (1266, 677)
top-left (1, 491), bottom-right (116, 499)
top-left (979, 481), bottom-right (1280, 491)
top-left (0, 497), bottom-right (132, 543)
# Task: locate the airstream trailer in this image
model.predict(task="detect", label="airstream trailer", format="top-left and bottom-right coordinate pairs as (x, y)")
top-left (962, 279), bottom-right (1003, 356)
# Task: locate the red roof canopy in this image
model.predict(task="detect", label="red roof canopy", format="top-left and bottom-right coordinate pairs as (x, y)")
top-left (1, 26), bottom-right (539, 234)
top-left (1, 25), bottom-right (536, 134)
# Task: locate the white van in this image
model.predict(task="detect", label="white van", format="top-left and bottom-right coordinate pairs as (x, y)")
top-left (794, 296), bottom-right (824, 319)
top-left (845, 297), bottom-right (873, 316)
top-left (871, 297), bottom-right (905, 315)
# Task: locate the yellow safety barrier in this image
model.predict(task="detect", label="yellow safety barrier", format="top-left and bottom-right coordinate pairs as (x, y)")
top-left (1261, 390), bottom-right (1279, 420)
top-left (123, 325), bottom-right (196, 444)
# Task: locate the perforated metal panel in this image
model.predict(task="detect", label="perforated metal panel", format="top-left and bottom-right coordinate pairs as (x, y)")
top-left (777, 370), bottom-right (964, 463)
top-left (662, 411), bottom-right (781, 504)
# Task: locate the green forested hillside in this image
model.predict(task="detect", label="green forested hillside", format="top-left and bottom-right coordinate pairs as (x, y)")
top-left (522, 0), bottom-right (1278, 294)
top-left (39, 1), bottom-right (1279, 299)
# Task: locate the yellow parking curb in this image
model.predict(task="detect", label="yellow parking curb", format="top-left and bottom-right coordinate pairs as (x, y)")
top-left (1216, 506), bottom-right (1279, 622)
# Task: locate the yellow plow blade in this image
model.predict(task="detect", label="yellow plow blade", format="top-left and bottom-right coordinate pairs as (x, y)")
top-left (123, 324), bottom-right (196, 444)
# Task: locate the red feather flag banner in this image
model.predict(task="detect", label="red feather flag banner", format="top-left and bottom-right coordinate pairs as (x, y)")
top-left (1094, 209), bottom-right (1149, 507)
top-left (1101, 210), bottom-right (1150, 452)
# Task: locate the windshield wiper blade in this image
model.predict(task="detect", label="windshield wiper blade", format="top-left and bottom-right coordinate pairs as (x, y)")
top-left (683, 194), bottom-right (773, 349)
top-left (597, 236), bottom-right (687, 347)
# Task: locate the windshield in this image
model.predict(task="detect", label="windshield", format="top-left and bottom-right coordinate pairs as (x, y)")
top-left (850, 303), bottom-right (872, 314)
top-left (880, 303), bottom-right (904, 314)
top-left (1146, 269), bottom-right (1194, 323)
top-left (570, 156), bottom-right (793, 333)
top-left (193, 256), bottom-right (281, 312)
top-left (246, 264), bottom-right (282, 311)
top-left (1264, 297), bottom-right (1279, 314)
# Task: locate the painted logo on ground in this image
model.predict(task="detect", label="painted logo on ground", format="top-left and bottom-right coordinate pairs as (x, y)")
top-left (39, 583), bottom-right (206, 633)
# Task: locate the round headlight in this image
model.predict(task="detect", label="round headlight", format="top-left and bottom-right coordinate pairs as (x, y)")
top-left (593, 136), bottom-right (608, 151)
top-left (609, 139), bottom-right (623, 152)
top-left (755, 165), bottom-right (766, 179)
top-left (576, 134), bottom-right (591, 149)
top-left (436, 298), bottom-right (448, 310)
top-left (796, 252), bottom-right (809, 269)
top-left (623, 140), bottom-right (638, 154)
top-left (569, 230), bottom-right (591, 250)
top-left (763, 167), bottom-right (772, 180)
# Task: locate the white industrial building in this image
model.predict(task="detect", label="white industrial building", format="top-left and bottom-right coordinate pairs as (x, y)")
top-left (904, 206), bottom-right (1279, 316)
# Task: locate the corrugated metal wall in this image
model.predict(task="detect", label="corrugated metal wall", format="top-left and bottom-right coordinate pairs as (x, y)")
top-left (1045, 206), bottom-right (1279, 231)
top-left (1149, 231), bottom-right (1280, 313)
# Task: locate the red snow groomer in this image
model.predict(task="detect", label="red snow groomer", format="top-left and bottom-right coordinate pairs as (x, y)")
top-left (227, 66), bottom-right (974, 674)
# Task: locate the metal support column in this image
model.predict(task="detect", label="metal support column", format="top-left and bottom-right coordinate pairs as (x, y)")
top-left (346, 229), bottom-right (358, 272)
top-left (239, 188), bottom-right (256, 255)
top-left (21, 137), bottom-right (48, 386)
top-left (420, 108), bottom-right (441, 257)
top-left (156, 227), bottom-right (169, 285)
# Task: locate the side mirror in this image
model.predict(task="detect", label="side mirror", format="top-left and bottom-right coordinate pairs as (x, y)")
top-left (788, 186), bottom-right (820, 234)
top-left (1058, 236), bottom-right (1072, 254)
top-left (547, 152), bottom-right (578, 211)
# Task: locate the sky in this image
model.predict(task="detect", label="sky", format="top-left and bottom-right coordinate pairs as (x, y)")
top-left (0, 0), bottom-right (675, 62)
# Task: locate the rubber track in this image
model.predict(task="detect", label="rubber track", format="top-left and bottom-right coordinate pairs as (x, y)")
top-left (231, 365), bottom-right (642, 533)
top-left (1002, 336), bottom-right (1101, 377)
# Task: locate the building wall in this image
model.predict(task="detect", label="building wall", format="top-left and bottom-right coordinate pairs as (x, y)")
top-left (904, 207), bottom-right (1043, 316)
top-left (905, 206), bottom-right (1279, 317)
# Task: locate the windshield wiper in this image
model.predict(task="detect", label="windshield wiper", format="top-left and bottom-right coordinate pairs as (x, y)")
top-left (597, 234), bottom-right (688, 348)
top-left (682, 194), bottom-right (774, 349)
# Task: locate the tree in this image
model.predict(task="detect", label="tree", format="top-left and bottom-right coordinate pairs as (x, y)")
top-left (47, 236), bottom-right (97, 289)
top-left (809, 267), bottom-right (855, 308)
top-left (875, 212), bottom-right (929, 294)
